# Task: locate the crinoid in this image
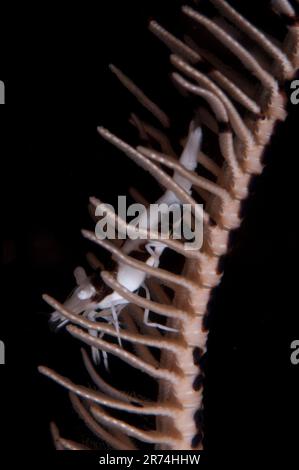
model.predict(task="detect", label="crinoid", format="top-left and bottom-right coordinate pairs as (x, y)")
top-left (39, 0), bottom-right (299, 451)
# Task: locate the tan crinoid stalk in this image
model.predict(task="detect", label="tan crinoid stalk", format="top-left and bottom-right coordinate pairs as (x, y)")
top-left (39, 0), bottom-right (299, 451)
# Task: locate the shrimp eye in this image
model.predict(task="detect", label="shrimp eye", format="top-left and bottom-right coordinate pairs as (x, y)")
top-left (77, 286), bottom-right (95, 300)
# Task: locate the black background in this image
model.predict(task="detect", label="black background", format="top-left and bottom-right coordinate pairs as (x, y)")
top-left (1, 0), bottom-right (299, 463)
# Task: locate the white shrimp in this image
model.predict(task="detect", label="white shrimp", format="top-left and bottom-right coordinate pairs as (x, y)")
top-left (50, 122), bottom-right (202, 366)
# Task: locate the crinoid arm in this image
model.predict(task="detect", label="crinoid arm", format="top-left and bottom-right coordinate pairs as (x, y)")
top-left (39, 0), bottom-right (299, 451)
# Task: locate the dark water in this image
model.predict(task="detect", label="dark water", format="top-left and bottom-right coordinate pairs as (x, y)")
top-left (1, 0), bottom-right (299, 462)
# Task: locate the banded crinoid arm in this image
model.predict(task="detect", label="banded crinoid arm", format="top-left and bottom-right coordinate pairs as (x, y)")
top-left (39, 1), bottom-right (299, 451)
